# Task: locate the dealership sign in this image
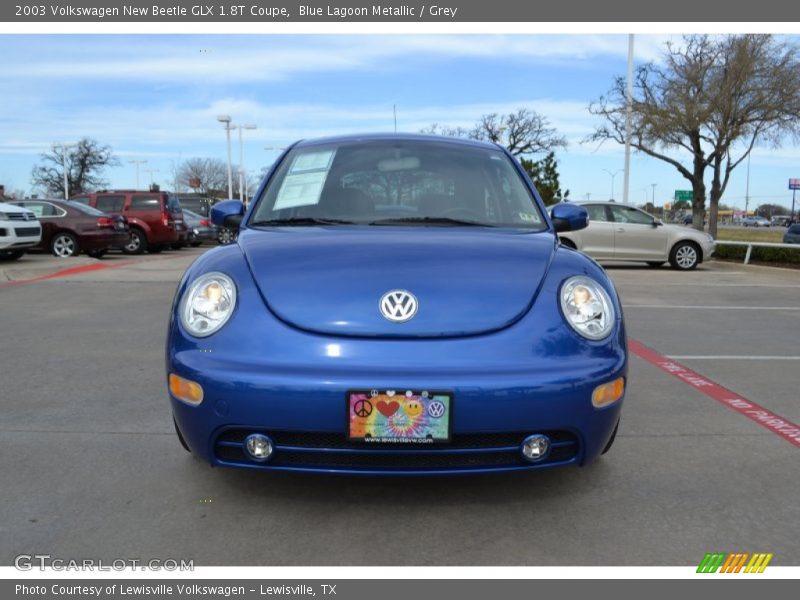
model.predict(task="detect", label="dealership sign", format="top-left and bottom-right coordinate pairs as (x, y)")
top-left (789, 179), bottom-right (800, 190)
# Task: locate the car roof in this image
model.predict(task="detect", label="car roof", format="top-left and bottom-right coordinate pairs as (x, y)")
top-left (292, 132), bottom-right (502, 152)
top-left (0, 201), bottom-right (34, 212)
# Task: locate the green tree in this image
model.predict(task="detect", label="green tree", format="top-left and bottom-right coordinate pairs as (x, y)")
top-left (589, 35), bottom-right (800, 237)
top-left (31, 138), bottom-right (118, 197)
top-left (520, 152), bottom-right (569, 205)
top-left (423, 108), bottom-right (566, 156)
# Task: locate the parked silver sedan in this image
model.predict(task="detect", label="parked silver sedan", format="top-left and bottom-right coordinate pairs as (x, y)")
top-left (558, 201), bottom-right (715, 270)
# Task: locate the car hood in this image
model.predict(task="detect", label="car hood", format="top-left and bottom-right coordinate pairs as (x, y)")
top-left (239, 226), bottom-right (555, 338)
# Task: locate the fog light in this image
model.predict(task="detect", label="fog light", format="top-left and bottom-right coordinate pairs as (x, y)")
top-left (244, 434), bottom-right (273, 462)
top-left (592, 377), bottom-right (625, 408)
top-left (521, 434), bottom-right (551, 462)
top-left (169, 373), bottom-right (204, 405)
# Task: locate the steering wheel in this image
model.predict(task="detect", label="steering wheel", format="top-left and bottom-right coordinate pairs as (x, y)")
top-left (438, 206), bottom-right (483, 220)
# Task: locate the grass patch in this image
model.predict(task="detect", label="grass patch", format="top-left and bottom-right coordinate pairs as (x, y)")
top-left (715, 227), bottom-right (784, 243)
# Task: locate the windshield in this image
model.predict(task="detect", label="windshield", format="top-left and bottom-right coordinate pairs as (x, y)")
top-left (250, 139), bottom-right (546, 229)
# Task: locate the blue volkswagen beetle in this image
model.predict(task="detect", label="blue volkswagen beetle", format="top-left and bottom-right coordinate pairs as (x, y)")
top-left (167, 134), bottom-right (627, 475)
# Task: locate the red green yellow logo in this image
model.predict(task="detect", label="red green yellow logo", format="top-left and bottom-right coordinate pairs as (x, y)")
top-left (697, 552), bottom-right (773, 573)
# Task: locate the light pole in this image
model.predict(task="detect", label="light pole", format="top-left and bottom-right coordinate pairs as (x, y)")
top-left (217, 115), bottom-right (234, 199)
top-left (602, 169), bottom-right (623, 201)
top-left (650, 183), bottom-right (657, 205)
top-left (622, 34), bottom-right (634, 205)
top-left (129, 159), bottom-right (148, 189)
top-left (745, 153), bottom-right (751, 216)
top-left (56, 142), bottom-right (76, 199)
top-left (235, 123), bottom-right (257, 204)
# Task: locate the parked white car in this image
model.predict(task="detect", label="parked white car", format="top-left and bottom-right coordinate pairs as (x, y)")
top-left (0, 201), bottom-right (42, 260)
top-left (558, 201), bottom-right (715, 270)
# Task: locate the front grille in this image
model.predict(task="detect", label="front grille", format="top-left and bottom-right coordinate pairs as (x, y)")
top-left (213, 428), bottom-right (580, 472)
top-left (6, 213), bottom-right (30, 221)
top-left (15, 227), bottom-right (40, 237)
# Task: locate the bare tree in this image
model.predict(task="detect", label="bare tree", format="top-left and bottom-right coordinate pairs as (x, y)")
top-left (589, 35), bottom-right (800, 237)
top-left (177, 158), bottom-right (229, 200)
top-left (31, 138), bottom-right (118, 197)
top-left (423, 108), bottom-right (566, 157)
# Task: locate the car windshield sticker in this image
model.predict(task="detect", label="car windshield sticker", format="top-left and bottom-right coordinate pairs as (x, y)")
top-left (519, 212), bottom-right (538, 222)
top-left (274, 149), bottom-right (337, 210)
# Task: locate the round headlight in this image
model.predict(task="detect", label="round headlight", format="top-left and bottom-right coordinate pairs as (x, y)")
top-left (180, 272), bottom-right (237, 337)
top-left (559, 276), bottom-right (615, 340)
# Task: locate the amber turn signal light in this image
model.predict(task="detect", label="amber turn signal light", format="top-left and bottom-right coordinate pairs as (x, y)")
top-left (169, 373), bottom-right (204, 405)
top-left (592, 377), bottom-right (625, 407)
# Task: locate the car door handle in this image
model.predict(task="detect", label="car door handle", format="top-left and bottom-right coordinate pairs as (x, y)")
top-left (616, 227), bottom-right (625, 232)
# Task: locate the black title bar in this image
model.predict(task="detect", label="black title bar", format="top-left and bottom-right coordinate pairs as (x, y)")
top-left (4, 0), bottom-right (800, 22)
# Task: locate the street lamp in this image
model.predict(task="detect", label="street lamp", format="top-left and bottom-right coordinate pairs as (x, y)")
top-left (602, 169), bottom-right (623, 201)
top-left (235, 123), bottom-right (257, 204)
top-left (129, 159), bottom-right (148, 189)
top-left (56, 142), bottom-right (76, 199)
top-left (651, 183), bottom-right (657, 205)
top-left (217, 115), bottom-right (234, 199)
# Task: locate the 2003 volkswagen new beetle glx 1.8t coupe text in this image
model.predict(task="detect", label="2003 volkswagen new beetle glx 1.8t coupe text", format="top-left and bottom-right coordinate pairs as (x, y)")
top-left (166, 134), bottom-right (628, 475)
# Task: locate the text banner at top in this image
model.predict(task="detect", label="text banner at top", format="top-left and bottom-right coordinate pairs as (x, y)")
top-left (3, 0), bottom-right (800, 22)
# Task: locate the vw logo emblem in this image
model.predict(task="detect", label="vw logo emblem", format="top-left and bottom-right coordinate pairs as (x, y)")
top-left (427, 401), bottom-right (445, 418)
top-left (379, 290), bottom-right (418, 323)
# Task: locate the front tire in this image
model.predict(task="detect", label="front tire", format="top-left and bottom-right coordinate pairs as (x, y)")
top-left (174, 418), bottom-right (191, 453)
top-left (123, 228), bottom-right (147, 255)
top-left (669, 241), bottom-right (700, 270)
top-left (51, 232), bottom-right (80, 258)
top-left (601, 421), bottom-right (619, 455)
top-left (559, 238), bottom-right (577, 250)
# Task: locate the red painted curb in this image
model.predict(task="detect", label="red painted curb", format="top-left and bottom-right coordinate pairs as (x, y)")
top-left (0, 260), bottom-right (126, 289)
top-left (629, 339), bottom-right (800, 448)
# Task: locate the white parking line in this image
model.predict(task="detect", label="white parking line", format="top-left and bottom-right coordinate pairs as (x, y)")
top-left (667, 355), bottom-right (800, 360)
top-left (623, 305), bottom-right (800, 310)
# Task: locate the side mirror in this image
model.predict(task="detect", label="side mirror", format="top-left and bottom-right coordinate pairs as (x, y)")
top-left (550, 203), bottom-right (589, 232)
top-left (652, 219), bottom-right (663, 227)
top-left (211, 199), bottom-right (244, 229)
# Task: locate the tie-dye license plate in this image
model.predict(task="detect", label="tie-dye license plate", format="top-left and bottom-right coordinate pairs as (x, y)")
top-left (347, 390), bottom-right (452, 444)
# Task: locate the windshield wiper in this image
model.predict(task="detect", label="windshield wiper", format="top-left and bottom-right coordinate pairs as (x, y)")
top-left (249, 217), bottom-right (356, 227)
top-left (369, 216), bottom-right (493, 227)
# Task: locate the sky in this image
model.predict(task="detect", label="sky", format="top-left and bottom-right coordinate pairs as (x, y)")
top-left (1, 34), bottom-right (799, 211)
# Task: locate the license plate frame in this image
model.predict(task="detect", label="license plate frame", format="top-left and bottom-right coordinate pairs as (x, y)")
top-left (346, 389), bottom-right (453, 444)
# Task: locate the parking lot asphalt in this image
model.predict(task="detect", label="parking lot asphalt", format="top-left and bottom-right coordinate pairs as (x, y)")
top-left (1, 249), bottom-right (797, 566)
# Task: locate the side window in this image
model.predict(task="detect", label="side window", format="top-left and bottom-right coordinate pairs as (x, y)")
top-left (96, 195), bottom-right (125, 213)
top-left (586, 204), bottom-right (609, 222)
top-left (38, 202), bottom-right (63, 217)
top-left (610, 205), bottom-right (654, 225)
top-left (19, 202), bottom-right (45, 217)
top-left (130, 195), bottom-right (161, 210)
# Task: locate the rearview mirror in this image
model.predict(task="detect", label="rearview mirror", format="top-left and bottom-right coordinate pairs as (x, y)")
top-left (211, 199), bottom-right (244, 229)
top-left (550, 203), bottom-right (589, 233)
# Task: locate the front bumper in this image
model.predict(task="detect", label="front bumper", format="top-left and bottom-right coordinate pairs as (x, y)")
top-left (169, 334), bottom-right (626, 475)
top-left (0, 222), bottom-right (41, 250)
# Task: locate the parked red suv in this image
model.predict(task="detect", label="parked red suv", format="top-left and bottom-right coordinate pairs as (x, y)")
top-left (70, 190), bottom-right (186, 254)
